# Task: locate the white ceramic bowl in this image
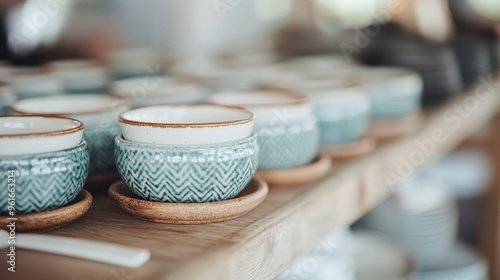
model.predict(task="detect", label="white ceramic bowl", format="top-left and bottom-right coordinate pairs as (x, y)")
top-left (12, 94), bottom-right (128, 128)
top-left (55, 65), bottom-right (110, 93)
top-left (111, 76), bottom-right (207, 107)
top-left (0, 116), bottom-right (83, 156)
top-left (207, 90), bottom-right (314, 125)
top-left (119, 105), bottom-right (254, 145)
top-left (8, 72), bottom-right (63, 99)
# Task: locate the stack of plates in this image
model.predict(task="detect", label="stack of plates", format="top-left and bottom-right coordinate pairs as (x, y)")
top-left (453, 34), bottom-right (492, 89)
top-left (358, 24), bottom-right (463, 104)
top-left (364, 185), bottom-right (458, 269)
top-left (275, 228), bottom-right (355, 280)
top-left (419, 241), bottom-right (487, 280)
top-left (350, 231), bottom-right (416, 280)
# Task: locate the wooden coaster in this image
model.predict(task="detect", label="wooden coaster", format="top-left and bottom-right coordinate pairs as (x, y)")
top-left (369, 112), bottom-right (424, 141)
top-left (84, 171), bottom-right (121, 191)
top-left (321, 137), bottom-right (377, 160)
top-left (108, 178), bottom-right (268, 224)
top-left (0, 190), bottom-right (92, 233)
top-left (255, 154), bottom-right (332, 186)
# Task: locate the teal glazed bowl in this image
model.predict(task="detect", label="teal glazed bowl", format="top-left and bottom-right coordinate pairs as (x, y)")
top-left (0, 141), bottom-right (89, 214)
top-left (253, 118), bottom-right (318, 169)
top-left (83, 122), bottom-right (121, 173)
top-left (115, 134), bottom-right (259, 203)
top-left (358, 67), bottom-right (423, 120)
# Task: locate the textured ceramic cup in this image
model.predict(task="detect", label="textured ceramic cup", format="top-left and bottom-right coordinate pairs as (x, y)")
top-left (111, 76), bottom-right (207, 108)
top-left (48, 60), bottom-right (110, 93)
top-left (208, 90), bottom-right (319, 170)
top-left (116, 104), bottom-right (258, 203)
top-left (265, 77), bottom-right (371, 146)
top-left (0, 82), bottom-right (15, 116)
top-left (358, 67), bottom-right (423, 119)
top-left (7, 71), bottom-right (63, 99)
top-left (12, 94), bottom-right (128, 173)
top-left (0, 116), bottom-right (88, 214)
top-left (0, 141), bottom-right (89, 214)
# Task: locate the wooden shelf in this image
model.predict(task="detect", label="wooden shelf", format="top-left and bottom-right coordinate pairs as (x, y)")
top-left (2, 77), bottom-right (500, 280)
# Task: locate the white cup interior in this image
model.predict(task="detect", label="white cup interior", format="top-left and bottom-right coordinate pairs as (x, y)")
top-left (121, 105), bottom-right (252, 124)
top-left (209, 91), bottom-right (303, 106)
top-left (13, 94), bottom-right (126, 115)
top-left (0, 116), bottom-right (81, 135)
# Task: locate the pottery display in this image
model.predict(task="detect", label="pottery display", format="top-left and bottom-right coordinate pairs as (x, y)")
top-left (0, 116), bottom-right (89, 214)
top-left (111, 76), bottom-right (207, 108)
top-left (12, 94), bottom-right (128, 173)
top-left (208, 90), bottom-right (319, 170)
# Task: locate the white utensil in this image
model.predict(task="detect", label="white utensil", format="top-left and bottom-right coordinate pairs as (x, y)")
top-left (0, 230), bottom-right (150, 268)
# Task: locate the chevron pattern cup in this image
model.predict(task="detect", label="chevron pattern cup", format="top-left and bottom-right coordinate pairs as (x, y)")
top-left (255, 119), bottom-right (319, 170)
top-left (115, 134), bottom-right (259, 203)
top-left (84, 123), bottom-right (120, 174)
top-left (0, 141), bottom-right (89, 214)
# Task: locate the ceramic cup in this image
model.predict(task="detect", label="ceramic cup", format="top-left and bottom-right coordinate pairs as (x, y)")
top-left (116, 105), bottom-right (258, 203)
top-left (48, 60), bottom-right (110, 94)
top-left (108, 48), bottom-right (164, 80)
top-left (0, 82), bottom-right (15, 116)
top-left (7, 71), bottom-right (63, 99)
top-left (111, 76), bottom-right (207, 108)
top-left (0, 116), bottom-right (88, 214)
top-left (265, 77), bottom-right (371, 146)
top-left (208, 90), bottom-right (319, 170)
top-left (12, 94), bottom-right (128, 174)
top-left (358, 66), bottom-right (423, 120)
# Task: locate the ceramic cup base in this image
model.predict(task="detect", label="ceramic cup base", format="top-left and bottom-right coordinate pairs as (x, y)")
top-left (255, 154), bottom-right (332, 186)
top-left (0, 190), bottom-right (92, 233)
top-left (321, 137), bottom-right (377, 161)
top-left (108, 178), bottom-right (268, 224)
top-left (369, 112), bottom-right (424, 141)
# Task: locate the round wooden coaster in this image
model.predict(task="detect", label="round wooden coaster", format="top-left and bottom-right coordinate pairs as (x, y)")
top-left (0, 190), bottom-right (92, 233)
top-left (255, 154), bottom-right (332, 186)
top-left (108, 178), bottom-right (268, 224)
top-left (369, 112), bottom-right (424, 141)
top-left (321, 137), bottom-right (377, 160)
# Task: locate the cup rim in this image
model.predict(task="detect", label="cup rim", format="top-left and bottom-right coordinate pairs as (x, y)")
top-left (116, 132), bottom-right (257, 148)
top-left (11, 94), bottom-right (128, 116)
top-left (0, 115), bottom-right (84, 138)
top-left (208, 88), bottom-right (310, 107)
top-left (118, 104), bottom-right (254, 128)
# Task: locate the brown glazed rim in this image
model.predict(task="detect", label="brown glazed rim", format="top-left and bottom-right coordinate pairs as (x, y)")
top-left (119, 104), bottom-right (254, 128)
top-left (0, 115), bottom-right (84, 138)
top-left (11, 94), bottom-right (128, 116)
top-left (208, 88), bottom-right (311, 107)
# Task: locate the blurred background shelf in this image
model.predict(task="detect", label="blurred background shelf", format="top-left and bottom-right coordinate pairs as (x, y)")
top-left (5, 74), bottom-right (499, 280)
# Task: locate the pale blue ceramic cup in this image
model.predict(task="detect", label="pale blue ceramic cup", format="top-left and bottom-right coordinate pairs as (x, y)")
top-left (359, 67), bottom-right (423, 120)
top-left (208, 91), bottom-right (319, 170)
top-left (115, 134), bottom-right (259, 203)
top-left (0, 141), bottom-right (89, 214)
